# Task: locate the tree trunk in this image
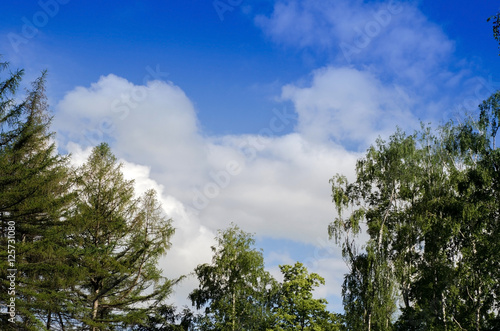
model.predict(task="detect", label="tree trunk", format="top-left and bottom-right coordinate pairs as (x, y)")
top-left (58, 312), bottom-right (66, 331)
top-left (232, 290), bottom-right (236, 331)
top-left (46, 312), bottom-right (52, 330)
top-left (476, 306), bottom-right (480, 331)
top-left (441, 291), bottom-right (447, 331)
top-left (476, 284), bottom-right (481, 331)
top-left (92, 288), bottom-right (99, 331)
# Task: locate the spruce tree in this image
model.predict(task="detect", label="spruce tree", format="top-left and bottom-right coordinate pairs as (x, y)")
top-left (0, 60), bottom-right (74, 330)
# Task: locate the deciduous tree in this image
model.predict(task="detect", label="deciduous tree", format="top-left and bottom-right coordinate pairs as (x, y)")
top-left (273, 262), bottom-right (341, 331)
top-left (189, 224), bottom-right (276, 331)
top-left (330, 111), bottom-right (500, 330)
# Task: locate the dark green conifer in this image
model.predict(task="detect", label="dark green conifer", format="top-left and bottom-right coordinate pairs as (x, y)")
top-left (0, 59), bottom-right (74, 330)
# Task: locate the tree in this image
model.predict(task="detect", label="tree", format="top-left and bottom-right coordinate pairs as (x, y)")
top-left (274, 262), bottom-right (341, 331)
top-left (134, 305), bottom-right (195, 331)
top-left (329, 130), bottom-right (418, 330)
top-left (189, 224), bottom-right (276, 331)
top-left (0, 60), bottom-right (74, 330)
top-left (330, 112), bottom-right (500, 330)
top-left (448, 92), bottom-right (500, 330)
top-left (67, 143), bottom-right (178, 330)
top-left (330, 127), bottom-right (451, 330)
top-left (487, 11), bottom-right (500, 55)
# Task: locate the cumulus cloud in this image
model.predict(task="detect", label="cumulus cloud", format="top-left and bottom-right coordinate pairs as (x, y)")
top-left (54, 73), bottom-right (366, 243)
top-left (55, 21), bottom-right (462, 305)
top-left (64, 131), bottom-right (351, 309)
top-left (53, 71), bottom-right (368, 309)
top-left (54, 74), bottom-right (208, 202)
top-left (199, 133), bottom-right (360, 244)
top-left (281, 66), bottom-right (417, 146)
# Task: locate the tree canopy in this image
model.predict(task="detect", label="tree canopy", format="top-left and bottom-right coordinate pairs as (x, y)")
top-left (0, 61), bottom-right (180, 330)
top-left (329, 103), bottom-right (500, 330)
top-left (189, 224), bottom-right (277, 331)
top-left (0, 60), bottom-right (74, 330)
top-left (66, 143), bottom-right (179, 330)
top-left (274, 262), bottom-right (342, 331)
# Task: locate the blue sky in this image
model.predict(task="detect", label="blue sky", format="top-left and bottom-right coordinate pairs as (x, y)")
top-left (2, 0), bottom-right (499, 313)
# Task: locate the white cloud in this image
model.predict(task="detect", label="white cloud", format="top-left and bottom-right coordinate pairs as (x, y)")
top-left (255, 0), bottom-right (359, 50)
top-left (54, 74), bottom-right (208, 202)
top-left (281, 66), bottom-right (418, 146)
top-left (65, 142), bottom-right (93, 167)
top-left (310, 256), bottom-right (348, 312)
top-left (53, 72), bottom-right (365, 310)
top-left (56, 42), bottom-right (458, 310)
top-left (255, 0), bottom-right (454, 70)
top-left (197, 133), bottom-right (360, 244)
top-left (254, 0), bottom-right (469, 120)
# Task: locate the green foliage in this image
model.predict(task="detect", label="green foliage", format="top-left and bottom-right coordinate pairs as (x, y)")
top-left (273, 262), bottom-right (342, 331)
top-left (134, 305), bottom-right (196, 331)
top-left (66, 143), bottom-right (179, 329)
top-left (330, 96), bottom-right (500, 330)
top-left (478, 90), bottom-right (500, 150)
top-left (487, 11), bottom-right (500, 55)
top-left (0, 60), bottom-right (74, 330)
top-left (189, 224), bottom-right (277, 331)
top-left (0, 61), bottom-right (183, 330)
top-left (190, 227), bottom-right (342, 331)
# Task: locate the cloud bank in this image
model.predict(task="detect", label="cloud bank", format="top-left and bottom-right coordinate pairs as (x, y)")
top-left (53, 71), bottom-right (365, 309)
top-left (52, 0), bottom-right (487, 312)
